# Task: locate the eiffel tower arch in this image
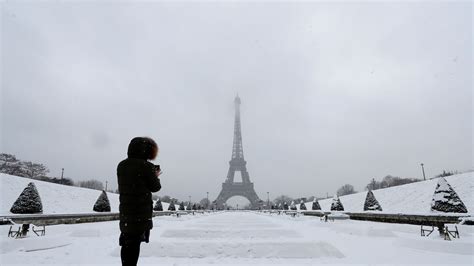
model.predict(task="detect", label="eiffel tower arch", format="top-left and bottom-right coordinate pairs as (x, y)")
top-left (214, 95), bottom-right (262, 209)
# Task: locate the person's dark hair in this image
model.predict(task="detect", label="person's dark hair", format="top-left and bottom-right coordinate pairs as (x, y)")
top-left (127, 137), bottom-right (158, 160)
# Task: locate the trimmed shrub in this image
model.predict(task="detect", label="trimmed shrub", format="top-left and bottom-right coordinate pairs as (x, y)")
top-left (330, 196), bottom-right (344, 211)
top-left (168, 200), bottom-right (176, 211)
top-left (290, 201), bottom-right (297, 211)
top-left (364, 190), bottom-right (382, 211)
top-left (154, 198), bottom-right (163, 211)
top-left (93, 190), bottom-right (111, 212)
top-left (431, 177), bottom-right (467, 213)
top-left (299, 200), bottom-right (307, 210)
top-left (10, 182), bottom-right (43, 214)
top-left (312, 199), bottom-right (321, 211)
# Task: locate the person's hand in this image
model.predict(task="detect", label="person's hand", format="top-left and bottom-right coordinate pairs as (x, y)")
top-left (156, 170), bottom-right (162, 177)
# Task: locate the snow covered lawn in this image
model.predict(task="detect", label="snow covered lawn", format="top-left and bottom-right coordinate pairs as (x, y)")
top-left (1, 211), bottom-right (473, 265)
top-left (0, 174), bottom-right (174, 215)
top-left (305, 172), bottom-right (474, 214)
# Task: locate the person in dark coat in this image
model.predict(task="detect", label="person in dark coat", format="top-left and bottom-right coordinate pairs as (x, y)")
top-left (117, 137), bottom-right (161, 266)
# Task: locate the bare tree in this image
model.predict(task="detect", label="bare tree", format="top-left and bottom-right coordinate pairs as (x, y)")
top-left (435, 170), bottom-right (457, 178)
top-left (0, 153), bottom-right (22, 176)
top-left (306, 196), bottom-right (316, 202)
top-left (21, 161), bottom-right (49, 179)
top-left (366, 175), bottom-right (420, 190)
top-left (337, 184), bottom-right (356, 196)
top-left (200, 198), bottom-right (210, 209)
top-left (160, 195), bottom-right (172, 203)
top-left (1, 154), bottom-right (49, 179)
top-left (77, 179), bottom-right (104, 190)
top-left (273, 195), bottom-right (293, 207)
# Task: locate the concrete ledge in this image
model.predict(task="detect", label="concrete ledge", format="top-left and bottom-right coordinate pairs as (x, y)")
top-left (346, 212), bottom-right (469, 226)
top-left (0, 211), bottom-right (176, 226)
top-left (300, 211), bottom-right (331, 217)
top-left (301, 211), bottom-right (470, 226)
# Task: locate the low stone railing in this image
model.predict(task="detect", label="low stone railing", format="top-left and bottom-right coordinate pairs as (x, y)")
top-left (0, 211), bottom-right (176, 226)
top-left (300, 210), bottom-right (470, 228)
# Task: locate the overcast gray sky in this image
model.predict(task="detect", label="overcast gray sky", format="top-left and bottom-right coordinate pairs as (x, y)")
top-left (1, 1), bottom-right (472, 205)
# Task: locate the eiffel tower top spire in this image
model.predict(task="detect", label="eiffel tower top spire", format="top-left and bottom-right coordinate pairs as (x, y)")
top-left (231, 94), bottom-right (244, 160)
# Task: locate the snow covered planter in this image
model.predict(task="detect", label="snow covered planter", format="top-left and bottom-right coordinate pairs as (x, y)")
top-left (364, 190), bottom-right (382, 211)
top-left (10, 182), bottom-right (43, 214)
top-left (93, 190), bottom-right (111, 212)
top-left (431, 177), bottom-right (467, 213)
top-left (154, 199), bottom-right (163, 211)
top-left (168, 200), bottom-right (176, 211)
top-left (312, 199), bottom-right (321, 210)
top-left (299, 200), bottom-right (307, 210)
top-left (330, 196), bottom-right (344, 211)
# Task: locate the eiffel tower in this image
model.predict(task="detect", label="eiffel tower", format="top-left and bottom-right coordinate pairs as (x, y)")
top-left (214, 95), bottom-right (261, 209)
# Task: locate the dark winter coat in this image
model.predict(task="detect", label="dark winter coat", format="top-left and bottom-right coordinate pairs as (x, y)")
top-left (117, 138), bottom-right (161, 234)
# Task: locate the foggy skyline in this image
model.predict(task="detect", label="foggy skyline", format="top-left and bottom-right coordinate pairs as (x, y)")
top-left (1, 1), bottom-right (472, 204)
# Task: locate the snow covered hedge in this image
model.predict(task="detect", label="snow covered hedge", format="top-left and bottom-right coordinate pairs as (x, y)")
top-left (312, 199), bottom-right (321, 210)
top-left (10, 182), bottom-right (43, 214)
top-left (93, 190), bottom-right (111, 212)
top-left (290, 201), bottom-right (297, 211)
top-left (364, 190), bottom-right (382, 211)
top-left (154, 199), bottom-right (163, 211)
top-left (330, 196), bottom-right (344, 211)
top-left (168, 200), bottom-right (176, 211)
top-left (431, 177), bottom-right (467, 213)
top-left (299, 200), bottom-right (307, 210)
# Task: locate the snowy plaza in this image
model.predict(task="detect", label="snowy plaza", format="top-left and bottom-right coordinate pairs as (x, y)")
top-left (1, 211), bottom-right (473, 265)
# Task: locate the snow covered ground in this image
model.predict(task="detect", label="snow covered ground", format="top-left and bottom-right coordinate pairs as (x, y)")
top-left (1, 211), bottom-right (473, 265)
top-left (1, 173), bottom-right (473, 264)
top-left (304, 172), bottom-right (474, 214)
top-left (0, 174), bottom-right (174, 215)
top-left (2, 172), bottom-right (473, 216)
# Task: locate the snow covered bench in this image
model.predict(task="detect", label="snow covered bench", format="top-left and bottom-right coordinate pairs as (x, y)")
top-left (421, 224), bottom-right (460, 240)
top-left (285, 211), bottom-right (298, 217)
top-left (174, 211), bottom-right (188, 217)
top-left (7, 222), bottom-right (45, 238)
top-left (320, 213), bottom-right (349, 222)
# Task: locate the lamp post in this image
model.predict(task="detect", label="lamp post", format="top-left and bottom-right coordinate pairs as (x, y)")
top-left (61, 168), bottom-right (64, 179)
top-left (189, 195), bottom-right (191, 205)
top-left (206, 192), bottom-right (209, 209)
top-left (420, 163), bottom-right (426, 181)
top-left (267, 192), bottom-right (270, 209)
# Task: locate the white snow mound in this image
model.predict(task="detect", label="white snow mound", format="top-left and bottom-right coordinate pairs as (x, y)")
top-left (0, 173), bottom-right (170, 215)
top-left (304, 172), bottom-right (473, 214)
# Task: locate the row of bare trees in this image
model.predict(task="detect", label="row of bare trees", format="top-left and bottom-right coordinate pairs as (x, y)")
top-left (0, 153), bottom-right (109, 191)
top-left (335, 175), bottom-right (421, 197)
top-left (0, 153), bottom-right (49, 179)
